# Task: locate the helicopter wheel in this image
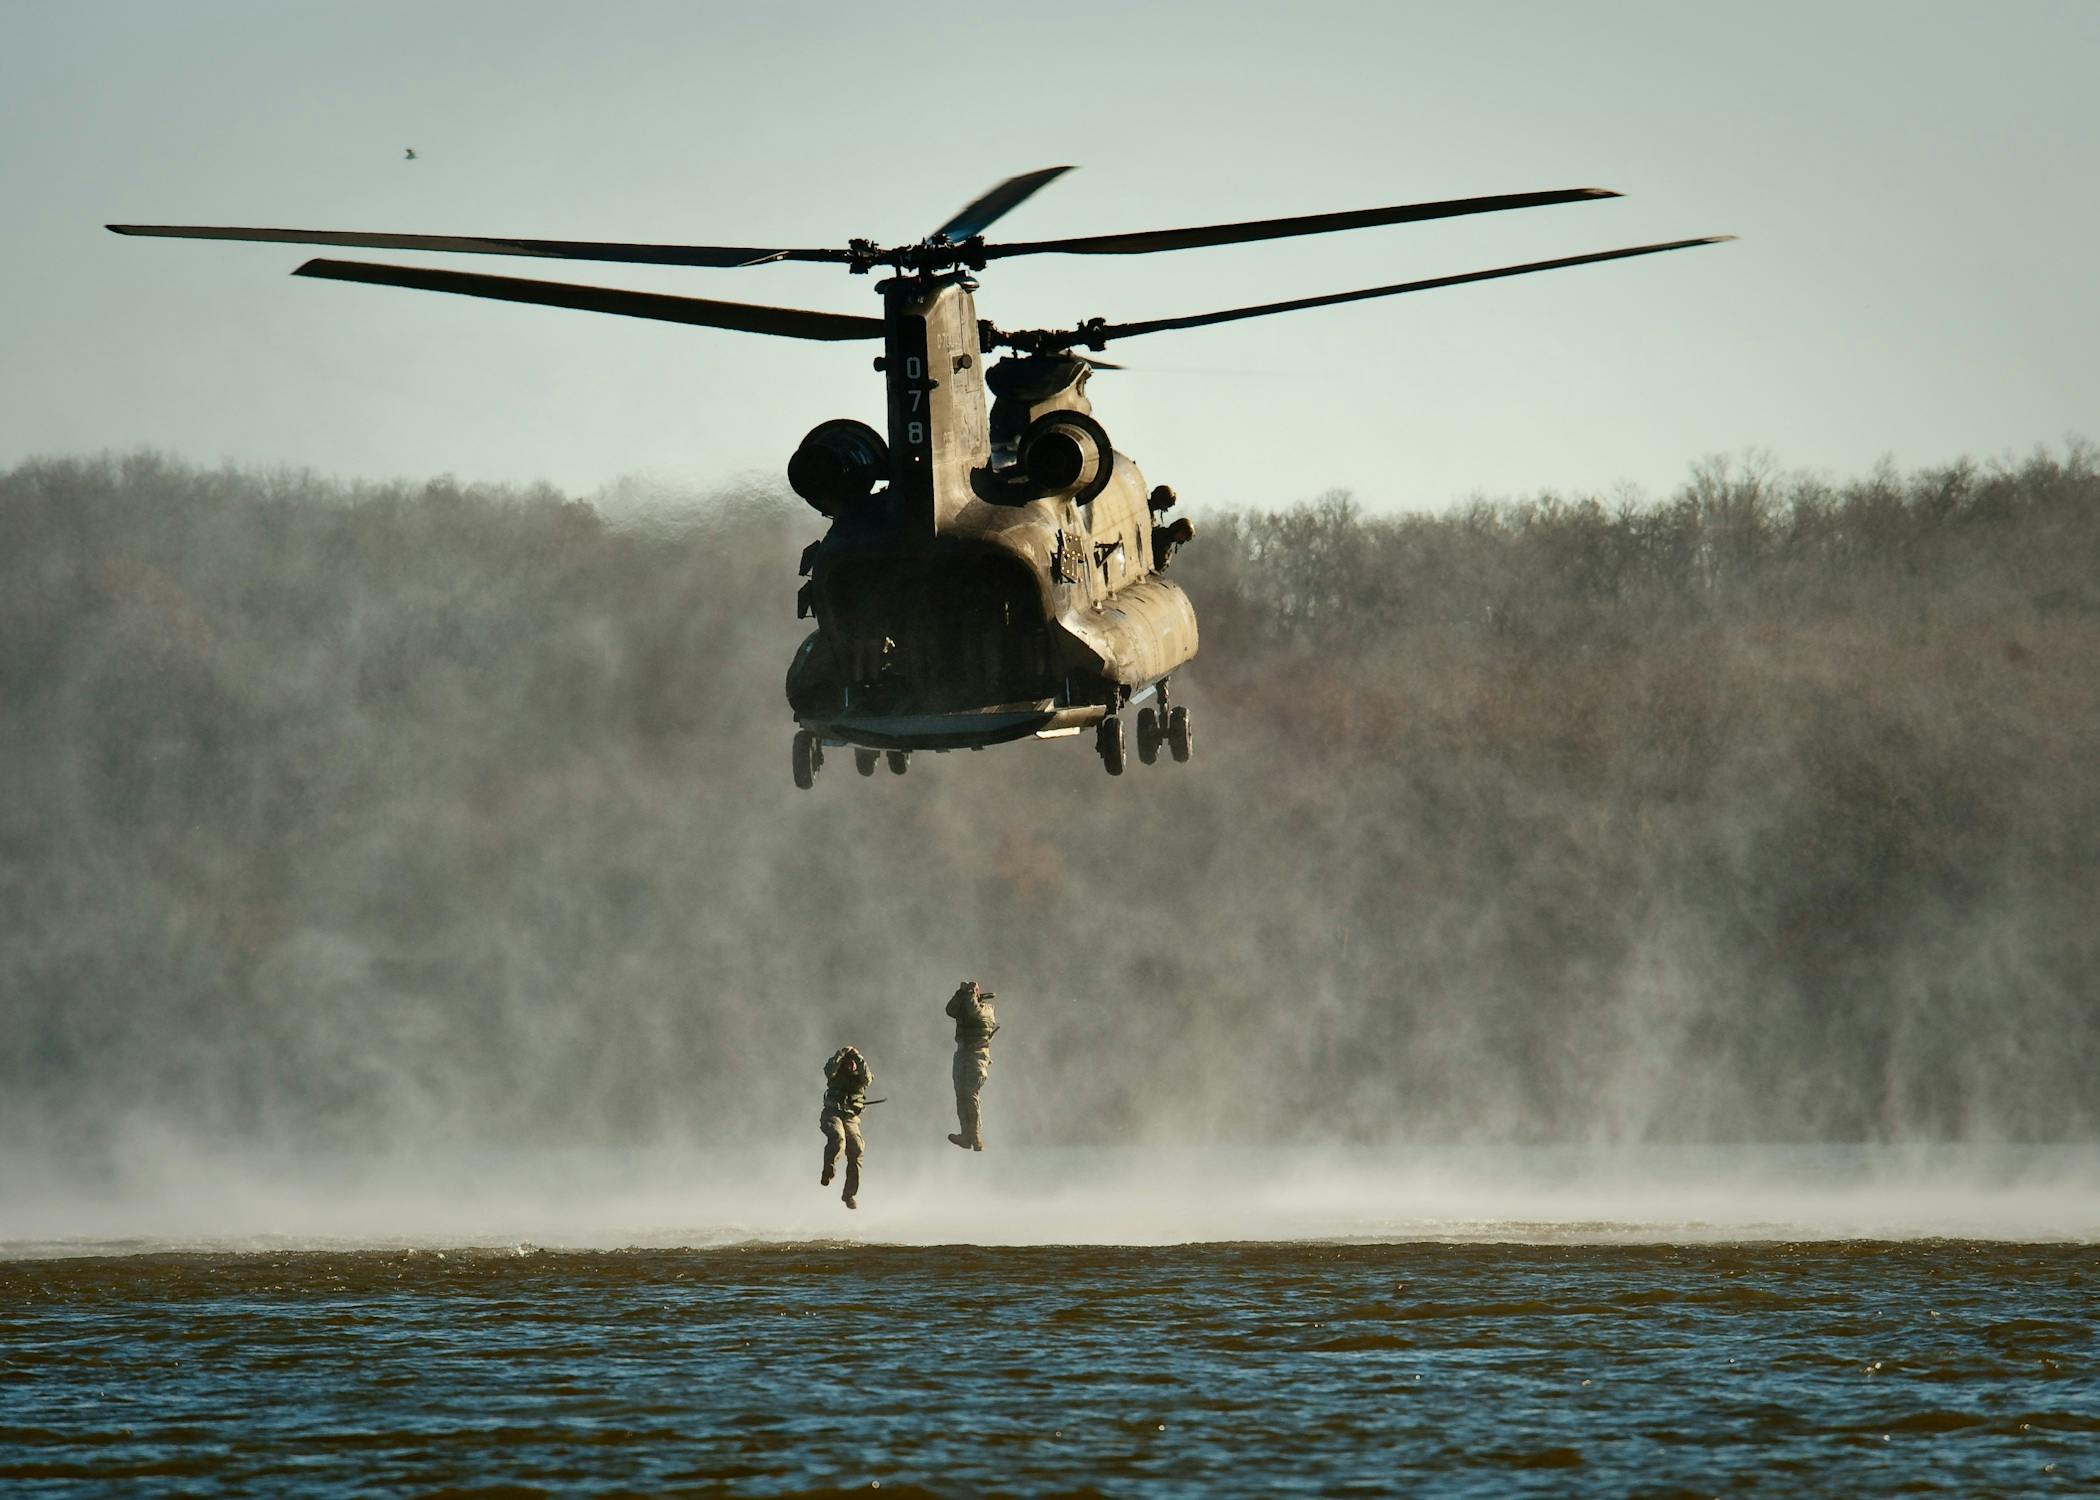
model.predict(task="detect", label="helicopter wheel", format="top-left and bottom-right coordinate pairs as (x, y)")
top-left (1135, 706), bottom-right (1161, 765)
top-left (854, 747), bottom-right (879, 777)
top-left (886, 750), bottom-right (911, 776)
top-left (1167, 705), bottom-right (1194, 764)
top-left (792, 730), bottom-right (820, 790)
top-left (1096, 714), bottom-right (1127, 776)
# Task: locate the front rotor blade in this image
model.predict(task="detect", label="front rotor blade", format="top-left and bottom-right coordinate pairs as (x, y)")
top-left (985, 187), bottom-right (1620, 260)
top-left (1090, 237), bottom-right (1735, 344)
top-left (934, 166), bottom-right (1074, 242)
top-left (110, 223), bottom-right (850, 268)
top-left (292, 259), bottom-right (884, 341)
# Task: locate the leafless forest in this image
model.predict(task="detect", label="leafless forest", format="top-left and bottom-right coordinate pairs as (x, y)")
top-left (5, 447), bottom-right (2096, 1159)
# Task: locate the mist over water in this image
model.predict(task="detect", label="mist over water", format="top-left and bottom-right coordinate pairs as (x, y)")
top-left (4, 448), bottom-right (2098, 1244)
top-left (8, 1143), bottom-right (2100, 1257)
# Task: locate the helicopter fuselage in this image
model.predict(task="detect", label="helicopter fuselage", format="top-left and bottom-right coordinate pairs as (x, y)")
top-left (786, 274), bottom-right (1197, 754)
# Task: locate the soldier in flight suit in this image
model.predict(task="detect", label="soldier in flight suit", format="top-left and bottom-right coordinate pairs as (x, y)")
top-left (945, 981), bottom-right (998, 1151)
top-left (819, 1045), bottom-right (871, 1209)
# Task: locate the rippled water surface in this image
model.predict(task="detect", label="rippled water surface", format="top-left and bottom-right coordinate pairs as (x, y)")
top-left (5, 1239), bottom-right (2097, 1496)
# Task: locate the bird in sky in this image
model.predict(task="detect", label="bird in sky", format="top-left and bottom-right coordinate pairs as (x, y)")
top-left (404, 148), bottom-right (417, 161)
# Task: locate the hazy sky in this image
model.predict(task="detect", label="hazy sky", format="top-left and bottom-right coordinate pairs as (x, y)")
top-left (5, 0), bottom-right (2094, 512)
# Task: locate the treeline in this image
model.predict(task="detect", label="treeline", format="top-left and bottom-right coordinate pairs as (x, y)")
top-left (2, 447), bottom-right (2095, 1154)
top-left (1193, 450), bottom-right (2098, 650)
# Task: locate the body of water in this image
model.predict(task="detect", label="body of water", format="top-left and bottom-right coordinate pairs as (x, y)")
top-left (5, 1235), bottom-right (2097, 1496)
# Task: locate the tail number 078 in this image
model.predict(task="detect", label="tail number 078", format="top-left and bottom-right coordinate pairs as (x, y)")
top-left (905, 357), bottom-right (928, 447)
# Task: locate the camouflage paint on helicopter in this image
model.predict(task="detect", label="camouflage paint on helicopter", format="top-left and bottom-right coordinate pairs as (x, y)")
top-left (109, 169), bottom-right (1730, 784)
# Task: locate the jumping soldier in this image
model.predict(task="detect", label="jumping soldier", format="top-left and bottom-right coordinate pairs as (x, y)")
top-left (945, 980), bottom-right (999, 1150)
top-left (819, 1045), bottom-right (872, 1209)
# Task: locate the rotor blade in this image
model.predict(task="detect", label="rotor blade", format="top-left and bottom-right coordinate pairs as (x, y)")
top-left (934, 166), bottom-right (1074, 243)
top-left (1087, 237), bottom-right (1736, 344)
top-left (985, 186), bottom-right (1623, 260)
top-left (291, 259), bottom-right (884, 341)
top-left (109, 223), bottom-right (850, 268)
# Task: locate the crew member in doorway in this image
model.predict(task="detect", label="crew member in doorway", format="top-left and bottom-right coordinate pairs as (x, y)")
top-left (819, 1045), bottom-right (872, 1209)
top-left (1148, 484), bottom-right (1195, 570)
top-left (945, 980), bottom-right (999, 1150)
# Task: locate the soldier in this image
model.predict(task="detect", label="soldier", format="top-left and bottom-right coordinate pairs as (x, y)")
top-left (819, 1044), bottom-right (872, 1209)
top-left (945, 980), bottom-right (999, 1150)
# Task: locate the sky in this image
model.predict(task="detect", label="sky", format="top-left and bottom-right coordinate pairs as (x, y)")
top-left (4, 0), bottom-right (2095, 514)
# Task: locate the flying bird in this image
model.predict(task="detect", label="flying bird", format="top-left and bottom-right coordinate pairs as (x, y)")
top-left (404, 148), bottom-right (417, 161)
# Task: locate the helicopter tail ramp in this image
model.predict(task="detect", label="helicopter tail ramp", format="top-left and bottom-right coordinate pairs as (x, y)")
top-left (805, 705), bottom-right (1096, 753)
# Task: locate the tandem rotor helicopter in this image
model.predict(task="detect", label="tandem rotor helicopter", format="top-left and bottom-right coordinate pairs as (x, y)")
top-left (111, 169), bottom-right (1729, 786)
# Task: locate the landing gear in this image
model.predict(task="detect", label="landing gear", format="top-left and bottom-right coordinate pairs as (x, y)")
top-left (1101, 684), bottom-right (1190, 777)
top-left (792, 730), bottom-right (820, 790)
top-left (1135, 706), bottom-right (1162, 765)
top-left (823, 742), bottom-right (911, 782)
top-left (1096, 714), bottom-right (1127, 776)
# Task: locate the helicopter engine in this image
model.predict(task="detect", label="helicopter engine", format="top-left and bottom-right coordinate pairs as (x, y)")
top-left (788, 418), bottom-right (889, 516)
top-left (972, 355), bottom-right (1117, 505)
top-left (1018, 410), bottom-right (1113, 502)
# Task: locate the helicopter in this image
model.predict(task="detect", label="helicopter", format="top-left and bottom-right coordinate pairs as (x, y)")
top-left (110, 169), bottom-right (1729, 786)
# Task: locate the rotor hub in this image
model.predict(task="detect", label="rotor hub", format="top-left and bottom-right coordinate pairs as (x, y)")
top-left (848, 235), bottom-right (989, 276)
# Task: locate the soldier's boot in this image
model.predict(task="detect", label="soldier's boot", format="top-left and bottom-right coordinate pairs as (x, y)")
top-left (947, 1132), bottom-right (971, 1149)
top-left (842, 1154), bottom-right (861, 1208)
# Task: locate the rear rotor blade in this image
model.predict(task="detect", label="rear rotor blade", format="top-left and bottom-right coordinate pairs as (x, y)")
top-left (110, 223), bottom-right (850, 268)
top-left (1088, 236), bottom-right (1735, 344)
top-left (292, 259), bottom-right (884, 341)
top-left (934, 166), bottom-right (1074, 242)
top-left (985, 186), bottom-right (1620, 260)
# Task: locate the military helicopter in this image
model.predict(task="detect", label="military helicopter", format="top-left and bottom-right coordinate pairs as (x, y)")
top-left (110, 170), bottom-right (1729, 786)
